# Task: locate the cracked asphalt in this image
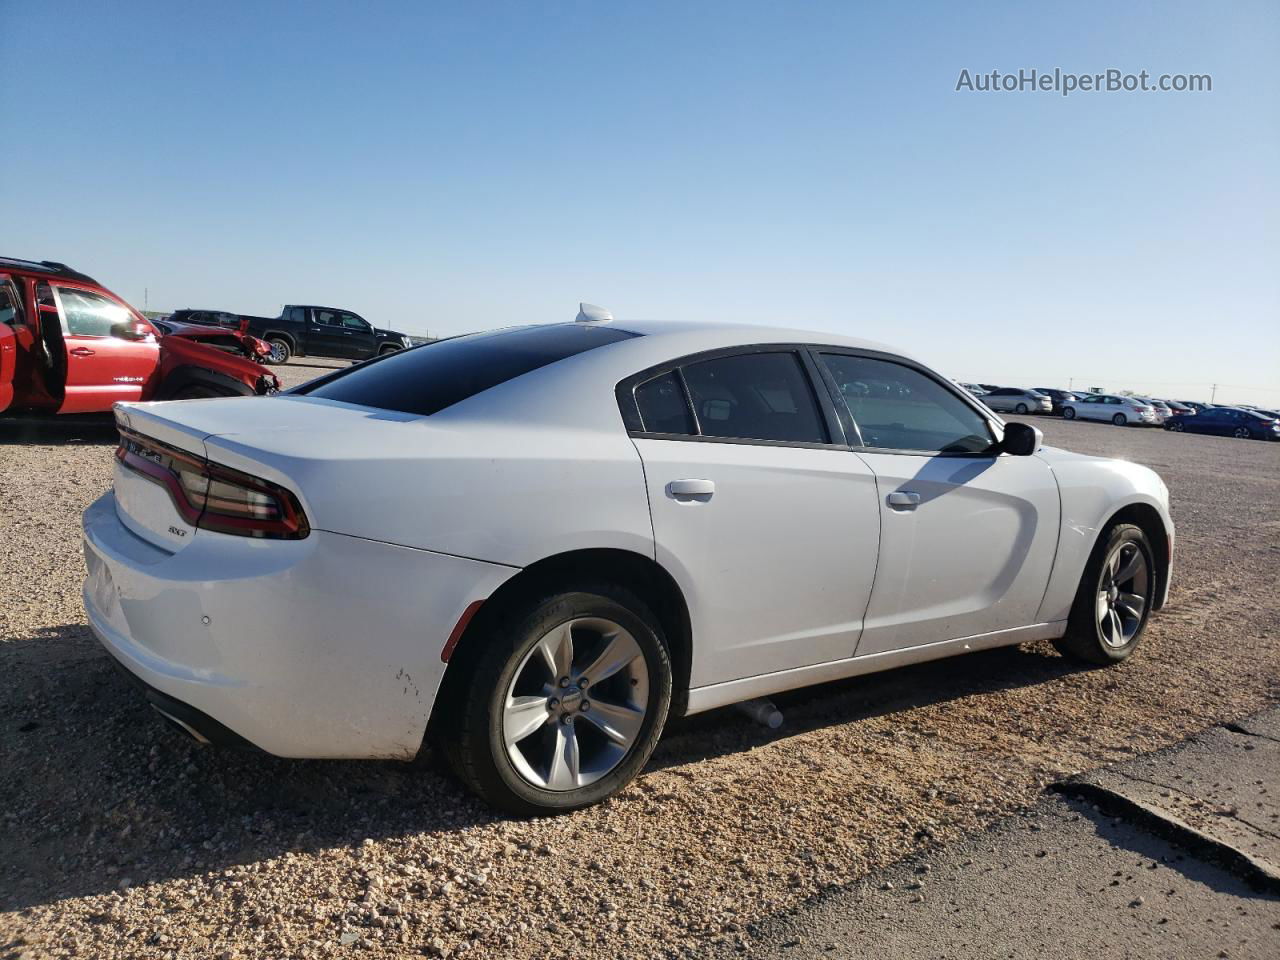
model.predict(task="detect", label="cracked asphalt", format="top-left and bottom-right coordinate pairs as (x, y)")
top-left (2, 363), bottom-right (1278, 959)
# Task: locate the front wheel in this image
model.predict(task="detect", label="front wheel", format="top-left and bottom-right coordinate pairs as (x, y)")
top-left (1054, 523), bottom-right (1156, 665)
top-left (378, 344), bottom-right (402, 357)
top-left (1062, 407), bottom-right (1077, 420)
top-left (1015, 402), bottom-right (1029, 414)
top-left (1112, 413), bottom-right (1128, 426)
top-left (440, 584), bottom-right (673, 815)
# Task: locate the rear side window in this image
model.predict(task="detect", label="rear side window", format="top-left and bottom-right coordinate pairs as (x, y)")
top-left (635, 372), bottom-right (695, 435)
top-left (681, 352), bottom-right (828, 444)
top-left (300, 323), bottom-right (638, 416)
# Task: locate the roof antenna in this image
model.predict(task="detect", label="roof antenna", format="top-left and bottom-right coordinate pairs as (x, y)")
top-left (576, 302), bottom-right (613, 323)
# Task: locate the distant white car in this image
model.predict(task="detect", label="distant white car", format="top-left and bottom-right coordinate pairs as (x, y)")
top-left (980, 388), bottom-right (1053, 415)
top-left (1062, 394), bottom-right (1158, 426)
top-left (83, 313), bottom-right (1173, 813)
top-left (1133, 397), bottom-right (1172, 423)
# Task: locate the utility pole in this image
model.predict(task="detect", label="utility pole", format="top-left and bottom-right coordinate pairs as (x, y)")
top-left (1211, 383), bottom-right (1218, 403)
top-left (1068, 377), bottom-right (1074, 391)
top-left (144, 287), bottom-right (149, 310)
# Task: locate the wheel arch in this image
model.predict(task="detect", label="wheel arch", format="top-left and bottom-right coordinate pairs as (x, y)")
top-left (1102, 502), bottom-right (1171, 611)
top-left (261, 330), bottom-right (297, 352)
top-left (428, 548), bottom-right (693, 741)
top-left (154, 365), bottom-right (255, 400)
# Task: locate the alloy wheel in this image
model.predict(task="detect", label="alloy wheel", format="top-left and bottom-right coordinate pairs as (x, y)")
top-left (269, 342), bottom-right (288, 363)
top-left (1095, 541), bottom-right (1150, 648)
top-left (1234, 427), bottom-right (1251, 439)
top-left (502, 617), bottom-right (649, 791)
top-left (1112, 414), bottom-right (1127, 426)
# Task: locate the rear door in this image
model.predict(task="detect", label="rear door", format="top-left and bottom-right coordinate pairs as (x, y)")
top-left (815, 352), bottom-right (1061, 655)
top-left (51, 283), bottom-right (159, 413)
top-left (624, 348), bottom-right (881, 687)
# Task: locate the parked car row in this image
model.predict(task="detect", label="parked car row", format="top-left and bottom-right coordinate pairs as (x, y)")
top-left (955, 381), bottom-right (1276, 440)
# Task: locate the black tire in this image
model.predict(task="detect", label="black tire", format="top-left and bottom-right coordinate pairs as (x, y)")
top-left (266, 338), bottom-right (291, 365)
top-left (1112, 413), bottom-right (1127, 426)
top-left (168, 383), bottom-right (238, 400)
top-left (1233, 426), bottom-right (1252, 440)
top-left (441, 583), bottom-right (673, 815)
top-left (1015, 403), bottom-right (1029, 414)
top-left (1172, 422), bottom-right (1184, 432)
top-left (1054, 523), bottom-right (1156, 665)
top-left (1062, 407), bottom-right (1076, 420)
top-left (378, 344), bottom-right (401, 357)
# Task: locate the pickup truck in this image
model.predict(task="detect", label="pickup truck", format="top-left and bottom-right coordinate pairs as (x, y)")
top-left (171, 306), bottom-right (414, 365)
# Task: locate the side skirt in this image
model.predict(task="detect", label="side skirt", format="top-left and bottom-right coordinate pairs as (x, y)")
top-left (683, 621), bottom-right (1068, 716)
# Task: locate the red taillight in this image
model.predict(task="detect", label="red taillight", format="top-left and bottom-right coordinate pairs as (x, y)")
top-left (116, 429), bottom-right (309, 540)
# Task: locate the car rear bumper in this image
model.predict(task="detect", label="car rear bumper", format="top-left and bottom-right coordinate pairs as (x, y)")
top-left (82, 492), bottom-right (513, 759)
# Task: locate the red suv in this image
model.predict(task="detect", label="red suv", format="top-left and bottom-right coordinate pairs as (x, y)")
top-left (1, 258), bottom-right (277, 415)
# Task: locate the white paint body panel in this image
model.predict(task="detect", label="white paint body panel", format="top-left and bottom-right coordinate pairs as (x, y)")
top-left (83, 320), bottom-right (1173, 757)
top-left (634, 438), bottom-right (880, 685)
top-left (852, 452), bottom-right (1062, 655)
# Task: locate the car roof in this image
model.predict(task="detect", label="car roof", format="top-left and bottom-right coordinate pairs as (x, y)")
top-left (0, 256), bottom-right (98, 285)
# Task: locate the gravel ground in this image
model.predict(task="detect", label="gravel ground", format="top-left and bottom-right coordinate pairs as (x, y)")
top-left (2, 366), bottom-right (1278, 960)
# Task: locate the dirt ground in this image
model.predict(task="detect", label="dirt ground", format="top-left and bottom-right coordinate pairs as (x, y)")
top-left (2, 366), bottom-right (1278, 959)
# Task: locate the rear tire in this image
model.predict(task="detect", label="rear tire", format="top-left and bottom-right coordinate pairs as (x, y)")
top-left (1233, 426), bottom-right (1252, 439)
top-left (266, 338), bottom-right (291, 365)
top-left (440, 583), bottom-right (673, 815)
top-left (1054, 523), bottom-right (1156, 666)
top-left (1112, 413), bottom-right (1127, 426)
top-left (1062, 407), bottom-right (1076, 420)
top-left (1015, 403), bottom-right (1029, 414)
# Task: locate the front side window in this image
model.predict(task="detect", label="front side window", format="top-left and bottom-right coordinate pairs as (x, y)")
top-left (820, 354), bottom-right (993, 454)
top-left (340, 312), bottom-right (370, 332)
top-left (54, 286), bottom-right (134, 337)
top-left (680, 352), bottom-right (828, 444)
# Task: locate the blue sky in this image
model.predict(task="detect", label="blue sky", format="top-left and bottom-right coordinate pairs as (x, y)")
top-left (3, 0), bottom-right (1277, 404)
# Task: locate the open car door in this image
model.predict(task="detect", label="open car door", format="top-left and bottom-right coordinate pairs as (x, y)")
top-left (0, 275), bottom-right (21, 412)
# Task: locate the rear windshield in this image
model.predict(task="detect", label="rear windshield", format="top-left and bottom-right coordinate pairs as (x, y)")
top-left (297, 323), bottom-right (638, 416)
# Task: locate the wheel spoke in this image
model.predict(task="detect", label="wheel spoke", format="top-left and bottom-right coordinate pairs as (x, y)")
top-left (504, 695), bottom-right (551, 746)
top-left (582, 698), bottom-right (645, 746)
top-left (1113, 546), bottom-right (1142, 584)
top-left (1108, 609), bottom-right (1124, 645)
top-left (1116, 591), bottom-right (1146, 621)
top-left (578, 631), bottom-right (640, 686)
top-left (547, 723), bottom-right (581, 790)
top-left (536, 623), bottom-right (574, 680)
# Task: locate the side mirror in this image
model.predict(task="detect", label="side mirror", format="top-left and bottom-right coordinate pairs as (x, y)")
top-left (999, 421), bottom-right (1042, 456)
top-left (110, 320), bottom-right (151, 341)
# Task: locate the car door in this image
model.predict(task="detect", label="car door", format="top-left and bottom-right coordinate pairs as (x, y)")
top-left (815, 352), bottom-right (1061, 656)
top-left (623, 348), bottom-right (881, 687)
top-left (0, 277), bottom-right (17, 411)
top-left (339, 311), bottom-right (377, 359)
top-left (308, 308), bottom-right (353, 358)
top-left (50, 283), bottom-right (159, 414)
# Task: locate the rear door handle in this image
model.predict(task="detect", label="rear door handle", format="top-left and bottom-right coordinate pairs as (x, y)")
top-left (69, 347), bottom-right (95, 357)
top-left (667, 479), bottom-right (715, 501)
top-left (886, 491), bottom-right (921, 509)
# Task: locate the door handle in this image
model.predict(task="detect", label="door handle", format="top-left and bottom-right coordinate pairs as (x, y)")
top-left (886, 491), bottom-right (921, 509)
top-left (667, 479), bottom-right (715, 502)
top-left (70, 347), bottom-right (95, 357)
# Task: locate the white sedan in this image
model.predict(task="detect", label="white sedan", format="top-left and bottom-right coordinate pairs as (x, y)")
top-left (1062, 394), bottom-right (1159, 426)
top-left (976, 388), bottom-right (1053, 415)
top-left (83, 312), bottom-right (1173, 813)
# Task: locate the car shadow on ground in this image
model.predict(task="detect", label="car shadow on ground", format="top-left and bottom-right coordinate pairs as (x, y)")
top-left (0, 623), bottom-right (1088, 911)
top-left (0, 415), bottom-right (118, 446)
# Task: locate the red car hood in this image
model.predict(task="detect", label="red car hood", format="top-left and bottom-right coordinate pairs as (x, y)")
top-left (158, 335), bottom-right (277, 389)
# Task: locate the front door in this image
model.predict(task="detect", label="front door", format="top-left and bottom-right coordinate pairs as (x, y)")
top-left (339, 311), bottom-right (377, 360)
top-left (628, 350), bottom-right (881, 687)
top-left (51, 283), bottom-right (159, 414)
top-left (815, 352), bottom-right (1061, 656)
top-left (309, 309), bottom-right (356, 358)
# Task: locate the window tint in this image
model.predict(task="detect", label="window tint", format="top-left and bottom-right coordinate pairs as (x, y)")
top-left (300, 323), bottom-right (638, 416)
top-left (820, 354), bottom-right (993, 454)
top-left (989, 388), bottom-right (1017, 397)
top-left (340, 312), bottom-right (370, 332)
top-left (314, 309), bottom-right (341, 327)
top-left (55, 286), bottom-right (133, 337)
top-left (680, 352), bottom-right (827, 443)
top-left (634, 371), bottom-right (695, 435)
top-left (0, 280), bottom-right (23, 327)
